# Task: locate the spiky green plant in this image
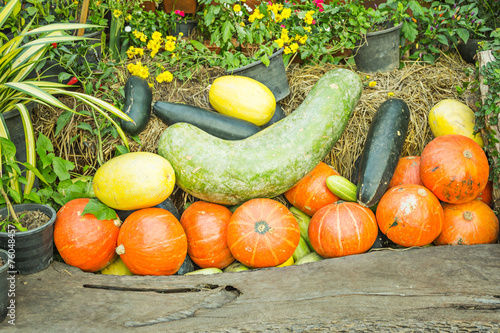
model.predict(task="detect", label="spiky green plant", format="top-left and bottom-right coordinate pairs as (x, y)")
top-left (0, 0), bottom-right (133, 203)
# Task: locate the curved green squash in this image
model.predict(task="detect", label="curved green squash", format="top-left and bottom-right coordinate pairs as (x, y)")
top-left (158, 69), bottom-right (362, 205)
top-left (120, 76), bottom-right (152, 136)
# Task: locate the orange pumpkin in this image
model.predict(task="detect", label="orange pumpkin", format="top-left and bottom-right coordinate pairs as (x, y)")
top-left (227, 198), bottom-right (300, 268)
top-left (308, 201), bottom-right (378, 258)
top-left (54, 198), bottom-right (121, 272)
top-left (389, 156), bottom-right (423, 188)
top-left (475, 180), bottom-right (493, 207)
top-left (116, 208), bottom-right (187, 276)
top-left (376, 184), bottom-right (444, 247)
top-left (284, 162), bottom-right (340, 216)
top-left (420, 134), bottom-right (489, 204)
top-left (180, 201), bottom-right (235, 269)
top-left (434, 200), bottom-right (499, 245)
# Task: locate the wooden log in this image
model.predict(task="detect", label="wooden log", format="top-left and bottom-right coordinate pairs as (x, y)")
top-left (478, 50), bottom-right (500, 210)
top-left (5, 244), bottom-right (500, 331)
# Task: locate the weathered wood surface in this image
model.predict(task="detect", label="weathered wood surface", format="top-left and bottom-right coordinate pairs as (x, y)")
top-left (3, 244), bottom-right (500, 332)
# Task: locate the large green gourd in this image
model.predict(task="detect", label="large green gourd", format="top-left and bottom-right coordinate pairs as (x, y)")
top-left (157, 68), bottom-right (362, 205)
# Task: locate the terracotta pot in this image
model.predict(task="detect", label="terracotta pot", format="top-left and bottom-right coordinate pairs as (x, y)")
top-left (141, 1), bottom-right (157, 12)
top-left (162, 0), bottom-right (198, 14)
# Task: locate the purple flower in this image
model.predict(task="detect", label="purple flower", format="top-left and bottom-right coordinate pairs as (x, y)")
top-left (435, 24), bottom-right (439, 29)
top-left (419, 52), bottom-right (422, 58)
top-left (453, 3), bottom-right (457, 9)
top-left (430, 26), bottom-right (434, 31)
top-left (471, 11), bottom-right (475, 16)
top-left (471, 18), bottom-right (476, 24)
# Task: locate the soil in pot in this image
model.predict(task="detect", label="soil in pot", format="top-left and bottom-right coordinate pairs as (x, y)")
top-left (0, 210), bottom-right (50, 231)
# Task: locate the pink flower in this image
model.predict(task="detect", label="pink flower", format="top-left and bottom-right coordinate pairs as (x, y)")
top-left (312, 19), bottom-right (316, 24)
top-left (268, 1), bottom-right (272, 4)
top-left (174, 10), bottom-right (185, 17)
top-left (281, 24), bottom-right (286, 28)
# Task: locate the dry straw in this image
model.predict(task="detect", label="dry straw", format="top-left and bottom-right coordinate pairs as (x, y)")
top-left (33, 52), bottom-right (475, 208)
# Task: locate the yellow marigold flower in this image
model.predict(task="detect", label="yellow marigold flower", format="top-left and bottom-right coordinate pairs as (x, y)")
top-left (165, 40), bottom-right (176, 52)
top-left (304, 26), bottom-right (311, 32)
top-left (299, 35), bottom-right (307, 44)
top-left (366, 75), bottom-right (370, 79)
top-left (240, 21), bottom-right (245, 27)
top-left (368, 81), bottom-right (377, 87)
top-left (113, 9), bottom-right (122, 18)
top-left (135, 48), bottom-right (144, 56)
top-left (290, 42), bottom-right (299, 53)
top-left (388, 92), bottom-right (394, 97)
top-left (126, 14), bottom-right (132, 21)
top-left (166, 36), bottom-right (177, 42)
top-left (156, 71), bottom-right (174, 83)
top-left (126, 46), bottom-right (135, 59)
top-left (304, 12), bottom-right (314, 25)
top-left (281, 8), bottom-right (291, 19)
top-left (284, 46), bottom-right (292, 54)
top-left (179, 32), bottom-right (184, 37)
top-left (233, 4), bottom-right (241, 12)
top-left (275, 38), bottom-right (284, 48)
top-left (152, 31), bottom-right (163, 41)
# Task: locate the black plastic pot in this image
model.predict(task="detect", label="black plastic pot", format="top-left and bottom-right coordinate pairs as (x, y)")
top-left (225, 48), bottom-right (290, 102)
top-left (0, 204), bottom-right (57, 275)
top-left (0, 249), bottom-right (9, 323)
top-left (354, 22), bottom-right (403, 73)
top-left (170, 20), bottom-right (198, 37)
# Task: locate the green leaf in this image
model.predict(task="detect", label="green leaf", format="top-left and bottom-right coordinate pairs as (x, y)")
top-left (77, 123), bottom-right (94, 133)
top-left (82, 199), bottom-right (118, 221)
top-left (55, 111), bottom-right (73, 137)
top-left (435, 34), bottom-right (449, 46)
top-left (52, 156), bottom-right (75, 181)
top-left (261, 54), bottom-right (270, 67)
top-left (456, 28), bottom-right (470, 45)
top-left (222, 20), bottom-right (234, 43)
top-left (190, 40), bottom-right (209, 52)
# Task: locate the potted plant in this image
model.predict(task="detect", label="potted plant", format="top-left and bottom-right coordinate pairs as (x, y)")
top-left (0, 248), bottom-right (8, 323)
top-left (0, 131), bottom-right (98, 275)
top-left (0, 0), bottom-right (133, 200)
top-left (346, 0), bottom-right (421, 73)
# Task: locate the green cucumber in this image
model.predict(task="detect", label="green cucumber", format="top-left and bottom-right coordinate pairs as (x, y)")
top-left (157, 69), bottom-right (362, 205)
top-left (289, 207), bottom-right (313, 250)
top-left (184, 268), bottom-right (223, 275)
top-left (153, 101), bottom-right (260, 140)
top-left (294, 252), bottom-right (323, 265)
top-left (292, 236), bottom-right (311, 262)
top-left (223, 261), bottom-right (250, 272)
top-left (357, 98), bottom-right (410, 207)
top-left (120, 76), bottom-right (152, 136)
top-left (326, 175), bottom-right (357, 202)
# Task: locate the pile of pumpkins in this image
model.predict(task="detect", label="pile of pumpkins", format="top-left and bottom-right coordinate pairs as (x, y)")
top-left (52, 73), bottom-right (499, 276)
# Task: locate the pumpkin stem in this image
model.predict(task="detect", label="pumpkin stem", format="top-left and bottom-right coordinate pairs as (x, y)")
top-left (463, 150), bottom-right (473, 159)
top-left (255, 221), bottom-right (271, 235)
top-left (463, 211), bottom-right (474, 221)
top-left (115, 244), bottom-right (126, 255)
top-left (114, 219), bottom-right (122, 228)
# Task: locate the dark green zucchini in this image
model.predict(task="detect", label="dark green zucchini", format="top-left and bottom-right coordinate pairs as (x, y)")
top-left (356, 98), bottom-right (410, 207)
top-left (260, 103), bottom-right (286, 129)
top-left (120, 76), bottom-right (153, 136)
top-left (115, 197), bottom-right (181, 221)
top-left (153, 101), bottom-right (260, 140)
top-left (175, 254), bottom-right (196, 275)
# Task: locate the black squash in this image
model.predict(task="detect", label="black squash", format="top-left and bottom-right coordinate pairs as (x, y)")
top-left (115, 197), bottom-right (181, 221)
top-left (120, 76), bottom-right (153, 136)
top-left (356, 98), bottom-right (410, 207)
top-left (153, 101), bottom-right (260, 140)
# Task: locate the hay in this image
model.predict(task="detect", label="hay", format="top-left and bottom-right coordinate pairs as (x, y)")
top-left (32, 52), bottom-right (475, 209)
